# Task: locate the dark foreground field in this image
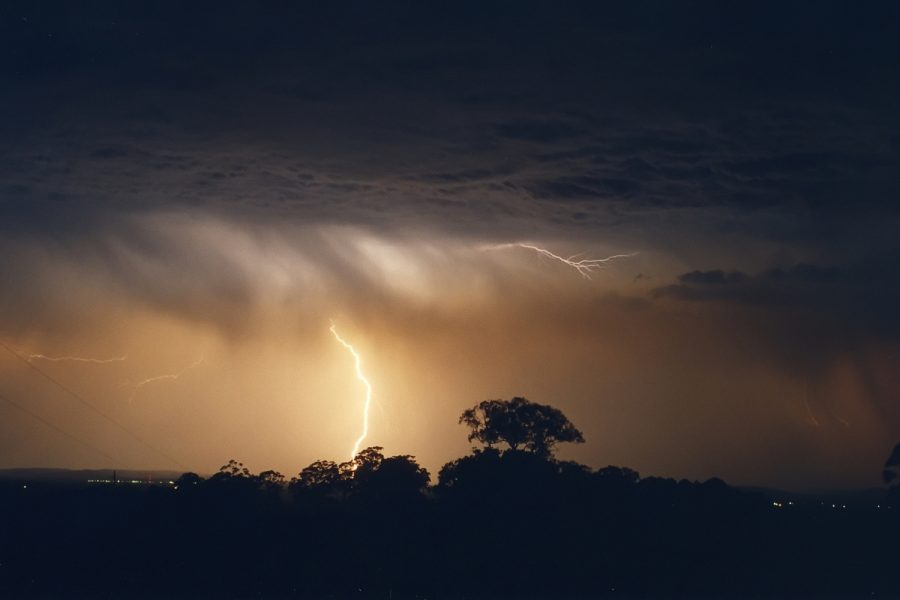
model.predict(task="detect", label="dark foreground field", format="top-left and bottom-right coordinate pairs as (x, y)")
top-left (1, 448), bottom-right (898, 599)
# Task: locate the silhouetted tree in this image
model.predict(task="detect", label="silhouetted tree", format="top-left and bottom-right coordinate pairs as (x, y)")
top-left (356, 455), bottom-right (430, 501)
top-left (884, 442), bottom-right (900, 486)
top-left (437, 447), bottom-right (565, 504)
top-left (204, 459), bottom-right (257, 494)
top-left (293, 460), bottom-right (343, 491)
top-left (438, 447), bottom-right (502, 491)
top-left (459, 396), bottom-right (585, 457)
top-left (345, 446), bottom-right (385, 478)
top-left (885, 443), bottom-right (900, 507)
top-left (255, 470), bottom-right (285, 490)
top-left (595, 465), bottom-right (640, 487)
top-left (174, 472), bottom-right (204, 489)
top-left (293, 448), bottom-right (402, 499)
top-left (211, 459), bottom-right (251, 479)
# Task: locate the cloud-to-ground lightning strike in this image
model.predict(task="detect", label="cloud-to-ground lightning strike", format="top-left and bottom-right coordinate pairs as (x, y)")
top-left (124, 356), bottom-right (205, 402)
top-left (490, 243), bottom-right (635, 279)
top-left (26, 353), bottom-right (127, 364)
top-left (329, 322), bottom-right (373, 460)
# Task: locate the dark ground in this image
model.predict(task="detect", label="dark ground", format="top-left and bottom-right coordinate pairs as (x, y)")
top-left (1, 448), bottom-right (898, 599)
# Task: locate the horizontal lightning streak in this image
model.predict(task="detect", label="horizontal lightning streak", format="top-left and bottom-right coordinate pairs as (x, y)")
top-left (27, 353), bottom-right (127, 364)
top-left (126, 356), bottom-right (205, 402)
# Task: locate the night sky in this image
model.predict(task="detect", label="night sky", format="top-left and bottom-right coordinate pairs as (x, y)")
top-left (2, 1), bottom-right (899, 490)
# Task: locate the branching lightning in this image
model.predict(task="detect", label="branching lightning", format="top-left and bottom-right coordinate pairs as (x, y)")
top-left (329, 322), bottom-right (373, 460)
top-left (26, 353), bottom-right (127, 364)
top-left (489, 242), bottom-right (635, 279)
top-left (124, 356), bottom-right (205, 402)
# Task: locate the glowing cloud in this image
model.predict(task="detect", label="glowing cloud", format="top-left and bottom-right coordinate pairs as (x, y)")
top-left (329, 322), bottom-right (373, 459)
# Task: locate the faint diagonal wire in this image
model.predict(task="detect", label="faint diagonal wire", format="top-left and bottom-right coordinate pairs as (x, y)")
top-left (0, 389), bottom-right (118, 465)
top-left (0, 341), bottom-right (187, 470)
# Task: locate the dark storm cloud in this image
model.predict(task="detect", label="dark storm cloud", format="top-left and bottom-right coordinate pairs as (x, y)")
top-left (493, 120), bottom-right (582, 144)
top-left (677, 270), bottom-right (748, 285)
top-left (3, 0), bottom-right (899, 354)
top-left (651, 251), bottom-right (900, 399)
top-left (3, 1), bottom-right (900, 235)
top-left (2, 1), bottom-right (898, 298)
top-left (656, 256), bottom-right (900, 319)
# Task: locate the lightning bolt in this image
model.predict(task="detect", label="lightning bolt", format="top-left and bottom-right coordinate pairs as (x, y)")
top-left (26, 353), bottom-right (127, 364)
top-left (124, 356), bottom-right (205, 402)
top-left (329, 322), bottom-right (373, 460)
top-left (490, 243), bottom-right (635, 279)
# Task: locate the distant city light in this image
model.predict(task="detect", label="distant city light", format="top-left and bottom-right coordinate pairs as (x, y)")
top-left (86, 478), bottom-right (175, 486)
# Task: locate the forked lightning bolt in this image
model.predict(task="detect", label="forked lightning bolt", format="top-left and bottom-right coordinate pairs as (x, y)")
top-left (491, 243), bottom-right (635, 279)
top-left (125, 356), bottom-right (205, 401)
top-left (329, 322), bottom-right (373, 460)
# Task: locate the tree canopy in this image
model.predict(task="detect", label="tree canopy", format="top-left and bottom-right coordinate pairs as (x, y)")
top-left (459, 396), bottom-right (585, 457)
top-left (884, 442), bottom-right (900, 486)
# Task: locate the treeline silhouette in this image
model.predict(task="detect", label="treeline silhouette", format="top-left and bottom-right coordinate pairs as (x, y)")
top-left (1, 397), bottom-right (898, 599)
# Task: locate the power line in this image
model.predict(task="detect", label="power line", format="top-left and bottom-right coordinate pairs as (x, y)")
top-left (0, 341), bottom-right (187, 470)
top-left (0, 389), bottom-right (118, 465)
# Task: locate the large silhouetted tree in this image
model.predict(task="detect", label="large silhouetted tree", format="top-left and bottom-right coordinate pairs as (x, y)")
top-left (459, 396), bottom-right (585, 457)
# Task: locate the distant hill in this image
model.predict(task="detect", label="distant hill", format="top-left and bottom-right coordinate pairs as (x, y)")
top-left (0, 468), bottom-right (187, 484)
